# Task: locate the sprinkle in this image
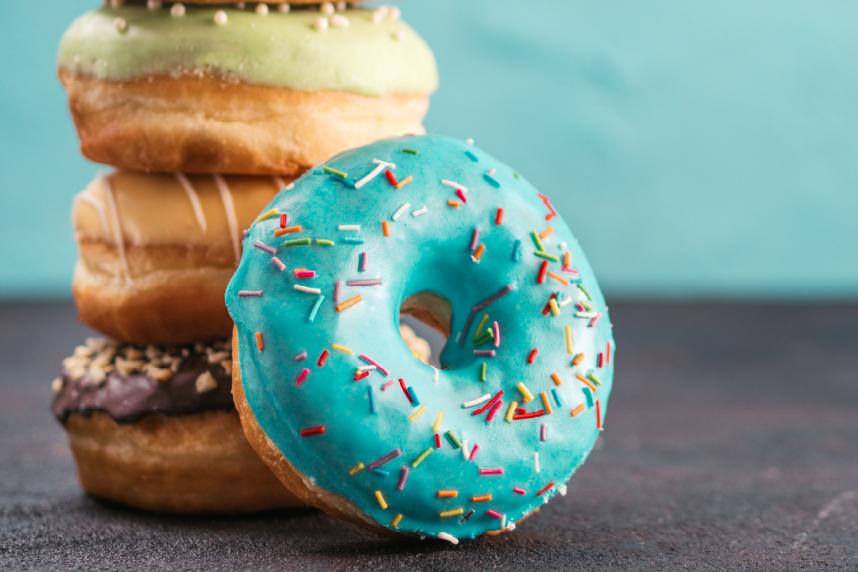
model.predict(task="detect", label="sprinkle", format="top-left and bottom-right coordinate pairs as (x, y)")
top-left (357, 355), bottom-right (389, 376)
top-left (331, 343), bottom-right (353, 355)
top-left (572, 353), bottom-right (585, 366)
top-left (576, 373), bottom-right (598, 392)
top-left (385, 169), bottom-right (398, 187)
top-left (606, 342), bottom-right (612, 364)
top-left (527, 348), bottom-right (539, 364)
top-left (483, 172), bottom-right (501, 188)
top-left (294, 269), bottom-right (317, 279)
top-left (406, 386), bottom-right (421, 406)
top-left (437, 490), bottom-right (458, 498)
top-left (541, 392), bottom-right (554, 415)
top-left (495, 208), bottom-right (504, 225)
top-left (294, 285), bottom-right (321, 295)
top-left (537, 193), bottom-right (558, 220)
top-left (440, 508), bottom-right (464, 518)
top-left (587, 371), bottom-right (604, 386)
top-left (465, 150), bottom-right (479, 162)
top-left (274, 225), bottom-right (303, 236)
top-left (463, 393), bottom-right (491, 408)
top-left (534, 452), bottom-right (541, 473)
top-left (256, 3), bottom-right (269, 15)
top-left (437, 532), bottom-right (459, 545)
top-left (441, 179), bottom-right (467, 193)
top-left (353, 370), bottom-right (370, 382)
top-left (255, 332), bottom-right (265, 351)
top-left (354, 159), bottom-right (395, 189)
top-left (314, 16), bottom-right (329, 31)
top-left (516, 382), bottom-right (534, 403)
top-left (563, 251), bottom-right (572, 269)
top-left (308, 295), bottom-right (325, 322)
top-left (432, 411), bottom-right (444, 432)
top-left (341, 237), bottom-right (364, 244)
top-left (408, 404), bottom-right (427, 422)
top-left (444, 431), bottom-right (463, 449)
top-left (577, 284), bottom-right (592, 300)
top-left (540, 423), bottom-right (549, 441)
top-left (537, 260), bottom-right (549, 284)
top-left (565, 326), bottom-right (574, 354)
top-left (300, 425), bottom-right (325, 437)
top-left (170, 3), bottom-right (185, 17)
top-left (473, 349), bottom-right (496, 357)
top-left (398, 378), bottom-right (411, 402)
top-left (397, 466), bottom-right (410, 490)
top-left (336, 295), bottom-right (363, 312)
top-left (294, 351), bottom-right (308, 362)
top-left (471, 244), bottom-right (486, 263)
top-left (473, 390), bottom-right (503, 415)
top-left (434, 433), bottom-right (442, 448)
top-left (239, 290), bottom-right (263, 298)
top-left (461, 510), bottom-right (475, 522)
top-left (552, 388), bottom-right (564, 407)
top-left (535, 250), bottom-right (561, 262)
top-left (367, 449), bottom-right (402, 470)
top-left (531, 230), bottom-right (545, 252)
top-left (392, 203), bottom-right (411, 221)
top-left (479, 468), bottom-right (504, 476)
top-left (367, 386), bottom-right (376, 414)
top-left (338, 224), bottom-right (361, 232)
top-left (548, 271), bottom-right (569, 286)
top-left (381, 379), bottom-right (396, 391)
top-left (412, 205), bottom-right (429, 217)
top-left (512, 240), bottom-right (523, 261)
top-left (282, 237), bottom-right (312, 247)
top-left (513, 410), bottom-right (545, 420)
top-left (254, 207), bottom-right (280, 225)
top-left (549, 298), bottom-right (561, 316)
top-left (486, 509), bottom-right (503, 519)
top-left (480, 361), bottom-right (488, 381)
top-left (505, 401), bottom-right (518, 423)
top-left (271, 257), bottom-right (286, 271)
top-left (295, 368), bottom-right (310, 386)
top-left (513, 487), bottom-right (527, 495)
top-left (447, 200), bottom-right (460, 208)
top-left (469, 227), bottom-right (481, 252)
top-left (390, 513), bottom-right (403, 528)
top-left (471, 494), bottom-right (492, 503)
top-left (374, 490), bottom-right (388, 510)
top-left (382, 220), bottom-right (390, 236)
top-left (582, 387), bottom-right (594, 408)
top-left (357, 252), bottom-right (367, 273)
top-left (322, 165), bottom-right (348, 179)
top-left (411, 447), bottom-right (433, 468)
top-left (402, 148), bottom-right (419, 155)
top-left (349, 462), bottom-right (365, 476)
top-left (486, 400), bottom-right (503, 423)
top-left (596, 400), bottom-right (603, 430)
top-left (468, 444), bottom-right (480, 460)
top-left (571, 403), bottom-right (586, 417)
top-left (395, 175), bottom-right (414, 190)
top-left (253, 241), bottom-right (277, 256)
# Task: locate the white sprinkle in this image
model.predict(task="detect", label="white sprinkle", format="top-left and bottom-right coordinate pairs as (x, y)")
top-left (354, 159), bottom-right (395, 189)
top-left (575, 311), bottom-right (598, 319)
top-left (294, 285), bottom-right (322, 295)
top-left (331, 14), bottom-right (350, 29)
top-left (534, 452), bottom-right (541, 473)
top-left (321, 2), bottom-right (335, 15)
top-left (314, 16), bottom-right (329, 32)
top-left (436, 532), bottom-right (459, 545)
top-left (170, 3), bottom-right (185, 17)
top-left (146, 0), bottom-right (162, 9)
top-left (412, 205), bottom-right (429, 217)
top-left (285, 182), bottom-right (295, 190)
top-left (255, 3), bottom-right (269, 15)
top-left (462, 394), bottom-right (491, 408)
top-left (338, 224), bottom-right (361, 232)
top-left (441, 179), bottom-right (468, 193)
top-left (278, 3), bottom-right (291, 13)
top-left (466, 137), bottom-right (475, 145)
top-left (487, 167), bottom-right (497, 177)
top-left (214, 10), bottom-right (228, 26)
top-left (559, 297), bottom-right (574, 307)
top-left (558, 484), bottom-right (568, 496)
top-left (501, 515), bottom-right (507, 528)
top-left (392, 30), bottom-right (405, 42)
top-left (432, 366), bottom-right (439, 383)
top-left (392, 203), bottom-right (411, 221)
top-left (114, 17), bottom-right (128, 32)
top-left (461, 440), bottom-right (469, 460)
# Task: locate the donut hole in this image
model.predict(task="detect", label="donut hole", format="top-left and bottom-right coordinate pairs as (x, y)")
top-left (399, 292), bottom-right (452, 369)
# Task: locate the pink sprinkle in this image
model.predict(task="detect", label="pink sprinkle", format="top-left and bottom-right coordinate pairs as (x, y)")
top-left (358, 252), bottom-right (367, 273)
top-left (456, 189), bottom-right (468, 203)
top-left (253, 240), bottom-right (277, 255)
top-left (492, 321), bottom-right (501, 348)
top-left (474, 349), bottom-right (496, 357)
top-left (367, 449), bottom-right (402, 470)
top-left (359, 354), bottom-right (390, 377)
top-left (294, 269), bottom-right (316, 279)
top-left (485, 400), bottom-right (503, 423)
top-left (294, 352), bottom-right (308, 361)
top-left (295, 368), bottom-right (310, 385)
top-left (238, 290), bottom-right (263, 298)
top-left (479, 468), bottom-right (504, 476)
top-left (334, 280), bottom-right (341, 304)
top-left (271, 257), bottom-right (286, 271)
top-left (469, 443), bottom-right (480, 460)
top-left (486, 509), bottom-right (502, 519)
top-left (397, 466), bottom-right (410, 491)
top-left (468, 227), bottom-right (480, 252)
top-left (540, 423), bottom-right (548, 441)
top-left (589, 312), bottom-right (603, 328)
top-left (487, 167), bottom-right (497, 177)
top-left (381, 379), bottom-right (396, 391)
top-left (513, 487), bottom-right (527, 495)
top-left (347, 279), bottom-right (382, 287)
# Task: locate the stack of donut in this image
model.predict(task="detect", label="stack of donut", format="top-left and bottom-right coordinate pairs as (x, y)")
top-left (52, 0), bottom-right (437, 513)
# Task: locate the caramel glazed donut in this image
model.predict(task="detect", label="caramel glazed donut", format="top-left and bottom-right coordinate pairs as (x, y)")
top-left (59, 3), bottom-right (436, 175)
top-left (52, 337), bottom-right (300, 513)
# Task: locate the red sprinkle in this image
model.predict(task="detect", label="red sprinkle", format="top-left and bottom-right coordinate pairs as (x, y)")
top-left (299, 426), bottom-right (326, 437)
top-left (473, 390), bottom-right (504, 415)
top-left (597, 352), bottom-right (604, 368)
top-left (596, 400), bottom-right (603, 430)
top-left (279, 213), bottom-right (287, 228)
top-left (317, 350), bottom-right (330, 367)
top-left (456, 189), bottom-right (468, 204)
top-left (295, 368), bottom-right (310, 386)
top-left (606, 342), bottom-right (612, 364)
top-left (513, 487), bottom-right (527, 495)
top-left (536, 481), bottom-right (555, 496)
top-left (527, 348), bottom-right (539, 364)
top-left (399, 378), bottom-right (412, 403)
top-left (479, 468), bottom-right (504, 476)
top-left (542, 293), bottom-right (558, 316)
top-left (385, 169), bottom-right (398, 186)
top-left (485, 400), bottom-right (503, 423)
top-left (495, 208), bottom-right (504, 225)
top-left (354, 370), bottom-right (371, 381)
top-left (469, 443), bottom-right (480, 460)
top-left (486, 509), bottom-right (503, 519)
top-left (513, 409), bottom-right (546, 420)
top-left (537, 260), bottom-right (549, 284)
top-left (434, 433), bottom-right (442, 449)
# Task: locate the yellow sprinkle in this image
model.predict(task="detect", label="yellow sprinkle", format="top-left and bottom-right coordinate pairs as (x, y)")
top-left (474, 314), bottom-right (490, 337)
top-left (516, 382), bottom-right (534, 403)
top-left (551, 372), bottom-right (563, 386)
top-left (565, 326), bottom-right (574, 354)
top-left (411, 447), bottom-right (433, 468)
top-left (395, 175), bottom-right (413, 189)
top-left (572, 353), bottom-right (585, 366)
top-left (432, 411), bottom-right (444, 433)
top-left (408, 404), bottom-right (427, 422)
top-left (505, 400), bottom-right (518, 423)
top-left (437, 490), bottom-right (458, 498)
top-left (252, 207), bottom-right (279, 225)
top-left (348, 462), bottom-right (365, 476)
top-left (539, 226), bottom-right (554, 240)
top-left (390, 513), bottom-right (403, 528)
top-left (471, 494), bottom-right (493, 503)
top-left (331, 344), bottom-right (353, 355)
top-left (571, 403), bottom-right (586, 417)
top-left (336, 294), bottom-right (363, 313)
top-left (541, 391), bottom-right (554, 415)
top-left (374, 490), bottom-right (388, 510)
top-left (439, 507), bottom-right (464, 518)
top-left (548, 297), bottom-right (560, 316)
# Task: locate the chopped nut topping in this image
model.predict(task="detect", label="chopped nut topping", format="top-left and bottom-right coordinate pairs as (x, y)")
top-left (148, 367), bottom-right (173, 382)
top-left (207, 351), bottom-right (229, 365)
top-left (195, 371), bottom-right (218, 394)
top-left (51, 377), bottom-right (64, 394)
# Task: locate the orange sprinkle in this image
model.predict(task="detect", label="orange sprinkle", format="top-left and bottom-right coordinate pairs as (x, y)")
top-left (576, 373), bottom-right (598, 392)
top-left (471, 494), bottom-right (493, 503)
top-left (539, 226), bottom-right (555, 240)
top-left (395, 175), bottom-right (413, 190)
top-left (571, 403), bottom-right (586, 417)
top-left (548, 271), bottom-right (569, 286)
top-left (447, 200), bottom-right (461, 208)
top-left (437, 490), bottom-right (458, 498)
top-left (472, 243), bottom-right (486, 262)
top-left (563, 251), bottom-right (572, 268)
top-left (382, 220), bottom-right (390, 237)
top-left (596, 400), bottom-right (602, 430)
top-left (572, 353), bottom-right (585, 366)
top-left (550, 372), bottom-right (563, 386)
top-left (255, 331), bottom-right (264, 352)
top-left (274, 225), bottom-right (303, 236)
top-left (540, 391), bottom-right (553, 415)
top-left (336, 295), bottom-right (363, 313)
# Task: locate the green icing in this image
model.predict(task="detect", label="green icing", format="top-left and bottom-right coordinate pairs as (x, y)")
top-left (226, 135), bottom-right (615, 540)
top-left (58, 6), bottom-right (438, 96)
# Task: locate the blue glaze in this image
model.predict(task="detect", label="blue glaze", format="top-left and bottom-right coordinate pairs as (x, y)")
top-left (226, 135), bottom-right (615, 541)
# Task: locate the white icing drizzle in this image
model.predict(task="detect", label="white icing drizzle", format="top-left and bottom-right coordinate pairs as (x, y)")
top-left (175, 173), bottom-right (208, 233)
top-left (76, 192), bottom-right (110, 237)
top-left (100, 174), bottom-right (131, 282)
top-left (213, 174), bottom-right (240, 263)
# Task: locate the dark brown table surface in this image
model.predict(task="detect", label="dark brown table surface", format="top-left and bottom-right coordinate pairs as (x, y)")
top-left (1, 301), bottom-right (856, 570)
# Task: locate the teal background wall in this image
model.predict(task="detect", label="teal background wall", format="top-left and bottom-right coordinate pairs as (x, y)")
top-left (1, 1), bottom-right (857, 298)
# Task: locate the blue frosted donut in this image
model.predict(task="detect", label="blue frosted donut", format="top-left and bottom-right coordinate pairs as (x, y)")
top-left (226, 134), bottom-right (615, 541)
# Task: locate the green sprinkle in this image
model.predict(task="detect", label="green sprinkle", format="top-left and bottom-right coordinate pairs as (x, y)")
top-left (473, 313), bottom-right (490, 341)
top-left (577, 284), bottom-right (592, 301)
top-left (283, 238), bottom-right (312, 247)
top-left (411, 447), bottom-right (433, 468)
top-left (530, 230), bottom-right (545, 251)
top-left (322, 165), bottom-right (348, 179)
top-left (580, 301), bottom-right (593, 312)
top-left (479, 362), bottom-right (487, 382)
top-left (534, 251), bottom-right (561, 262)
top-left (586, 371), bottom-right (603, 386)
top-left (473, 328), bottom-right (494, 346)
top-left (401, 148), bottom-right (420, 155)
top-left (315, 239), bottom-right (335, 247)
top-left (444, 430), bottom-right (463, 449)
